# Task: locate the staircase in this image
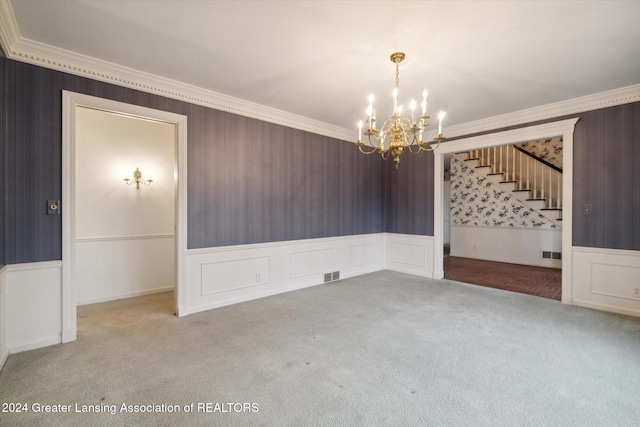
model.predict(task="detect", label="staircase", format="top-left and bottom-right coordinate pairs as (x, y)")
top-left (456, 145), bottom-right (563, 225)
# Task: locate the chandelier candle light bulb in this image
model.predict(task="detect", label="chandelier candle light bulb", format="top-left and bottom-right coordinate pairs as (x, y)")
top-left (356, 52), bottom-right (446, 169)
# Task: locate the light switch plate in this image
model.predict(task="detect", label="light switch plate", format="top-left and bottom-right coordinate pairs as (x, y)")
top-left (47, 200), bottom-right (61, 215)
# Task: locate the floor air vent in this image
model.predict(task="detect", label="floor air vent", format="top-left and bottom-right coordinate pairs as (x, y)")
top-left (324, 271), bottom-right (341, 283)
top-left (542, 251), bottom-right (561, 260)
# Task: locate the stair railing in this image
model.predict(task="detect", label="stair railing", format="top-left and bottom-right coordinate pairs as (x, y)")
top-left (469, 145), bottom-right (562, 210)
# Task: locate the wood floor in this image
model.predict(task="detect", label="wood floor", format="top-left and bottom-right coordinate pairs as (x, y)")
top-left (443, 256), bottom-right (562, 300)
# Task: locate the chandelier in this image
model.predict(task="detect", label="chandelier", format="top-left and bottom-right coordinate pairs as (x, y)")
top-left (357, 52), bottom-right (446, 169)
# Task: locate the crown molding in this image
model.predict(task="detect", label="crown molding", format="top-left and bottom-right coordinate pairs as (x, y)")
top-left (0, 1), bottom-right (353, 142)
top-left (1, 0), bottom-right (639, 144)
top-left (426, 83), bottom-right (640, 141)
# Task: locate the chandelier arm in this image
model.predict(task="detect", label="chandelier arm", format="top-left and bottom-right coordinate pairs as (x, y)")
top-left (357, 143), bottom-right (381, 155)
top-left (418, 136), bottom-right (443, 152)
top-left (406, 142), bottom-right (422, 155)
top-left (354, 52), bottom-right (446, 169)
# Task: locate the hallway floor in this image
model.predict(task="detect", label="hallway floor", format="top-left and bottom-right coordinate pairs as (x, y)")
top-left (443, 256), bottom-right (561, 300)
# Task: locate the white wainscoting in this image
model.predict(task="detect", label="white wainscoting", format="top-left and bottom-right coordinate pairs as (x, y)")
top-left (75, 234), bottom-right (175, 305)
top-left (0, 266), bottom-right (8, 370)
top-left (385, 233), bottom-right (436, 278)
top-left (5, 261), bottom-right (63, 353)
top-left (184, 234), bottom-right (385, 316)
top-left (450, 226), bottom-right (562, 269)
top-left (572, 247), bottom-right (640, 317)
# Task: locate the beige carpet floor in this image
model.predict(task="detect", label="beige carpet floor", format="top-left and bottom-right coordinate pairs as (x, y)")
top-left (1, 271), bottom-right (639, 426)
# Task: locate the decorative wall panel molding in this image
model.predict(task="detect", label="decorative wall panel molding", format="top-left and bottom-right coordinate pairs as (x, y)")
top-left (572, 246), bottom-right (640, 317)
top-left (202, 256), bottom-right (270, 296)
top-left (185, 234), bottom-right (385, 316)
top-left (4, 261), bottom-right (63, 353)
top-left (385, 234), bottom-right (435, 278)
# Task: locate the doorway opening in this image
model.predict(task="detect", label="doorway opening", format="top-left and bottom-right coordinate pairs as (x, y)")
top-left (62, 92), bottom-right (188, 343)
top-left (442, 140), bottom-right (563, 300)
top-left (432, 119), bottom-right (579, 304)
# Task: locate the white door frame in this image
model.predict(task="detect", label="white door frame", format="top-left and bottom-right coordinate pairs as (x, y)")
top-left (433, 118), bottom-right (579, 304)
top-left (61, 91), bottom-right (188, 343)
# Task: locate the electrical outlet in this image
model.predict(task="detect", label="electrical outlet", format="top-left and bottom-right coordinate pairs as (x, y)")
top-left (256, 273), bottom-right (261, 282)
top-left (634, 288), bottom-right (639, 297)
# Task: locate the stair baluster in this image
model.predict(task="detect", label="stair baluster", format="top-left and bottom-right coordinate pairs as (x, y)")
top-left (533, 160), bottom-right (537, 197)
top-left (557, 170), bottom-right (561, 209)
top-left (526, 152), bottom-right (531, 189)
top-left (511, 145), bottom-right (516, 181)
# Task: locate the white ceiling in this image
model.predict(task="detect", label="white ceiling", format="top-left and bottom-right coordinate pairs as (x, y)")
top-left (4, 0), bottom-right (640, 133)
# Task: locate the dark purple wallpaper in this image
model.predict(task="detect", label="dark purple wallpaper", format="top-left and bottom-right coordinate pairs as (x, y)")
top-left (1, 55), bottom-right (639, 266)
top-left (572, 103), bottom-right (640, 249)
top-left (385, 101), bottom-right (640, 251)
top-left (384, 149), bottom-right (435, 236)
top-left (0, 57), bottom-right (384, 264)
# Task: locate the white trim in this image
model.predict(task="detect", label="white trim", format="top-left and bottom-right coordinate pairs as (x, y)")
top-left (4, 261), bottom-right (64, 352)
top-left (0, 1), bottom-right (351, 142)
top-left (0, 265), bottom-right (8, 371)
top-left (424, 84), bottom-right (640, 141)
top-left (433, 119), bottom-right (579, 302)
top-left (1, 1), bottom-right (638, 143)
top-left (3, 260), bottom-right (62, 271)
top-left (76, 233), bottom-right (174, 243)
top-left (571, 246), bottom-right (640, 317)
top-left (10, 336), bottom-right (62, 354)
top-left (385, 233), bottom-right (435, 278)
top-left (63, 91), bottom-right (188, 341)
top-left (78, 285), bottom-right (174, 306)
top-left (185, 234), bottom-right (385, 316)
top-left (187, 233), bottom-right (383, 255)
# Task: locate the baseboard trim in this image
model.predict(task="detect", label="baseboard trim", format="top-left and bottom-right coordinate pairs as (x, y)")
top-left (572, 299), bottom-right (640, 318)
top-left (0, 346), bottom-right (8, 371)
top-left (10, 335), bottom-right (61, 354)
top-left (182, 271), bottom-right (362, 317)
top-left (0, 265), bottom-right (6, 371)
top-left (78, 285), bottom-right (174, 306)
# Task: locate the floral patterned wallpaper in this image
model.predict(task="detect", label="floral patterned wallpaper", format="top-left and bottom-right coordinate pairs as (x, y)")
top-left (518, 137), bottom-right (563, 169)
top-left (450, 156), bottom-right (558, 229)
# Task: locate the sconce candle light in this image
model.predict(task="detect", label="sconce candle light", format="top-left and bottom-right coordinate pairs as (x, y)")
top-left (123, 167), bottom-right (153, 189)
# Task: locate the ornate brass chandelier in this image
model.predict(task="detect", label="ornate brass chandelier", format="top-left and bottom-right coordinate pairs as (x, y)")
top-left (357, 52), bottom-right (446, 169)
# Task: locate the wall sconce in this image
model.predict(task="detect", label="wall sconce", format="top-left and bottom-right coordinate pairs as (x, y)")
top-left (123, 167), bottom-right (153, 189)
